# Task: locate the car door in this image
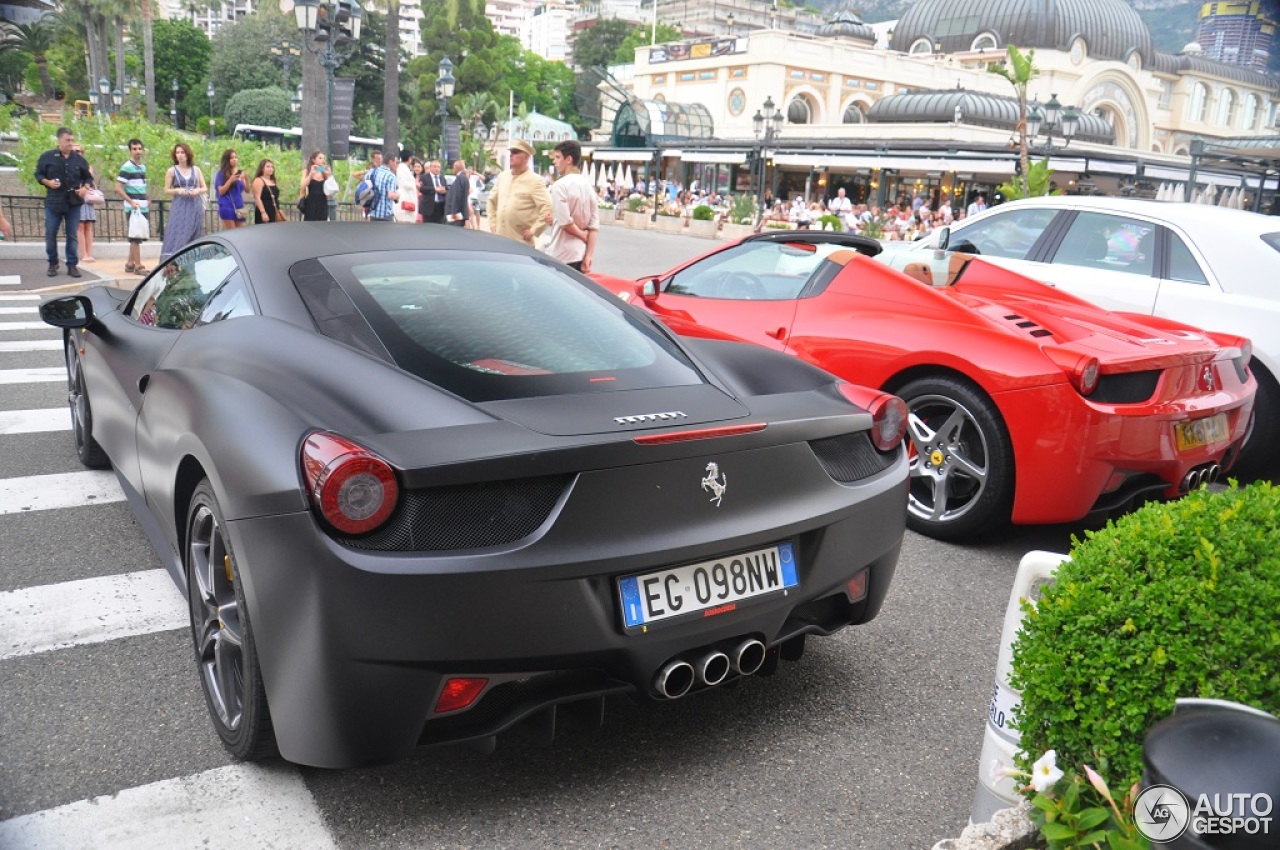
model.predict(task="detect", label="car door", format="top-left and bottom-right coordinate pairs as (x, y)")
top-left (946, 205), bottom-right (1062, 279)
top-left (1031, 210), bottom-right (1162, 313)
top-left (649, 240), bottom-right (831, 351)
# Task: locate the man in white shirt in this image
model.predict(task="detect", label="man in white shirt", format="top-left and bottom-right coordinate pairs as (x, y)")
top-left (544, 139), bottom-right (599, 272)
top-left (828, 187), bottom-right (852, 218)
top-left (966, 192), bottom-right (988, 218)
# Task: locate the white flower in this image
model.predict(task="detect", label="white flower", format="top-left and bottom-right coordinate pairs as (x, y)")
top-left (1030, 749), bottom-right (1064, 793)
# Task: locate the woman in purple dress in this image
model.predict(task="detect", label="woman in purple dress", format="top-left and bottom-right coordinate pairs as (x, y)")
top-left (160, 142), bottom-right (207, 262)
top-left (214, 148), bottom-right (248, 229)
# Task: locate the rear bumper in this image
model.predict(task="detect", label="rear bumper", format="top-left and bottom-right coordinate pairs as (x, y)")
top-left (1001, 380), bottom-right (1254, 525)
top-left (227, 447), bottom-right (908, 768)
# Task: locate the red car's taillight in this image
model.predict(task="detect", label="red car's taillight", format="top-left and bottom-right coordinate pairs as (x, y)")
top-left (839, 384), bottom-right (908, 451)
top-left (1043, 347), bottom-right (1101, 396)
top-left (301, 432), bottom-right (399, 534)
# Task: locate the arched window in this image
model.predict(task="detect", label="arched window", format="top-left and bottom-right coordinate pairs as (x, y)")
top-left (1187, 83), bottom-right (1208, 123)
top-left (1242, 94), bottom-right (1259, 131)
top-left (842, 102), bottom-right (866, 124)
top-left (788, 95), bottom-right (811, 124)
top-left (970, 32), bottom-right (997, 52)
top-left (909, 37), bottom-right (933, 55)
top-left (1215, 89), bottom-right (1237, 127)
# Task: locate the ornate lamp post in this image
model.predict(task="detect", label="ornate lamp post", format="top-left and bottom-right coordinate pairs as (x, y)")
top-left (290, 84), bottom-right (302, 115)
top-left (726, 11), bottom-right (734, 35)
top-left (751, 96), bottom-right (784, 224)
top-left (97, 77), bottom-right (110, 115)
top-left (1025, 93), bottom-right (1080, 154)
top-left (171, 78), bottom-right (179, 129)
top-left (271, 39), bottom-right (302, 86)
top-left (436, 56), bottom-right (455, 164)
top-left (112, 87), bottom-right (122, 113)
top-left (207, 80), bottom-right (216, 140)
top-left (294, 0), bottom-right (364, 165)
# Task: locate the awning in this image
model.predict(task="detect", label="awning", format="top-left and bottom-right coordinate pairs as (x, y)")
top-left (591, 149), bottom-right (658, 162)
top-left (673, 151), bottom-right (748, 165)
top-left (773, 153), bottom-right (1016, 175)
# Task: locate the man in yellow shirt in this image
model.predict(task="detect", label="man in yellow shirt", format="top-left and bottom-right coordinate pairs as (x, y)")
top-left (487, 139), bottom-right (551, 247)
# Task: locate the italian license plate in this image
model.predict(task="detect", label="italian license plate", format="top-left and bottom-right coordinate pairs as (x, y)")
top-left (1175, 413), bottom-right (1230, 451)
top-left (618, 543), bottom-right (798, 629)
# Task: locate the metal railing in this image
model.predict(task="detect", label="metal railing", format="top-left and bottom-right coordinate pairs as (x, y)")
top-left (0, 194), bottom-right (369, 242)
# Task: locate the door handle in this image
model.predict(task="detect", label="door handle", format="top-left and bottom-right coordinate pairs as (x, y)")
top-left (138, 374), bottom-right (149, 394)
top-left (765, 327), bottom-right (787, 340)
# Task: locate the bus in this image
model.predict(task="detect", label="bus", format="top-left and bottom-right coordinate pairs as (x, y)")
top-left (231, 124), bottom-right (393, 161)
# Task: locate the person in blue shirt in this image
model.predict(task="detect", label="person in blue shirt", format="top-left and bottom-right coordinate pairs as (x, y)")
top-left (367, 150), bottom-right (401, 222)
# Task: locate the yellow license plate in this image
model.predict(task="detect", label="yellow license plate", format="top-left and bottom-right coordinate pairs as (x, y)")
top-left (1175, 413), bottom-right (1230, 451)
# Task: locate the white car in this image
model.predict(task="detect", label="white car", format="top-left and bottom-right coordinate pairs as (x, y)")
top-left (932, 196), bottom-right (1280, 479)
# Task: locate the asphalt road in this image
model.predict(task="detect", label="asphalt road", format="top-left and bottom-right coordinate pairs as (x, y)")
top-left (0, 224), bottom-right (1090, 849)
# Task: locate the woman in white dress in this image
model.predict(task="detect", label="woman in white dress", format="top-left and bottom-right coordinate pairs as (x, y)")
top-left (393, 150), bottom-right (418, 223)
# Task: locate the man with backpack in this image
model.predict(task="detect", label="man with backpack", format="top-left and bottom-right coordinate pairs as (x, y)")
top-left (366, 150), bottom-right (400, 222)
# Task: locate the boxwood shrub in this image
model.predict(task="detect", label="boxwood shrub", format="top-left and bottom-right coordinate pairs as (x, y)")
top-left (1010, 482), bottom-right (1280, 784)
top-left (692, 204), bottom-right (715, 221)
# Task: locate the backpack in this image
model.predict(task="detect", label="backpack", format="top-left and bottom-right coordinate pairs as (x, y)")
top-left (355, 178), bottom-right (374, 208)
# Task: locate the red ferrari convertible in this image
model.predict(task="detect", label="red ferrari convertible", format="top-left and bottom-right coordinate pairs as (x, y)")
top-left (591, 232), bottom-right (1257, 539)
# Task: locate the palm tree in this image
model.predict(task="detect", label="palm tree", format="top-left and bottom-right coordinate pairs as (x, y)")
top-left (382, 0), bottom-right (400, 154)
top-left (142, 0), bottom-right (157, 122)
top-left (1, 20), bottom-right (57, 98)
top-left (989, 44), bottom-right (1038, 198)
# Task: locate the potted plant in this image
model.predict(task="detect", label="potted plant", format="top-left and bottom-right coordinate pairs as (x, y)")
top-left (597, 200), bottom-right (616, 225)
top-left (689, 203), bottom-right (718, 238)
top-left (721, 195), bottom-right (757, 241)
top-left (623, 196), bottom-right (650, 229)
top-left (816, 213), bottom-right (844, 232)
top-left (655, 202), bottom-right (685, 233)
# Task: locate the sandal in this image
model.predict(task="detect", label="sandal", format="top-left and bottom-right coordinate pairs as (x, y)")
top-left (124, 263), bottom-right (137, 274)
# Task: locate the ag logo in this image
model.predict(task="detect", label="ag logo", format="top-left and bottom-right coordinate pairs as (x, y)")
top-left (701, 461), bottom-right (727, 506)
top-left (1135, 784), bottom-right (1190, 842)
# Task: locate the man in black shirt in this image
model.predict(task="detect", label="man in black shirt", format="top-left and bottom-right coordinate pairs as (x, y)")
top-left (35, 127), bottom-right (92, 277)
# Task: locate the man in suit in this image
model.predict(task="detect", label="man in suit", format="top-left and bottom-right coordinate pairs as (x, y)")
top-left (443, 160), bottom-right (470, 227)
top-left (422, 160), bottom-right (448, 223)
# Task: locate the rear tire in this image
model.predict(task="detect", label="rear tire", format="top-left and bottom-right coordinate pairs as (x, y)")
top-left (186, 480), bottom-right (277, 761)
top-left (897, 376), bottom-right (1014, 540)
top-left (65, 336), bottom-right (110, 469)
top-left (1233, 361), bottom-right (1280, 482)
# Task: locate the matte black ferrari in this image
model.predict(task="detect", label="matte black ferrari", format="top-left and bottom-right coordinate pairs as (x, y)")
top-left (41, 223), bottom-right (908, 768)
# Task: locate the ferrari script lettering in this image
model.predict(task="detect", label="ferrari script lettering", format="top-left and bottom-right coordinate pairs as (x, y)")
top-left (614, 411), bottom-right (688, 425)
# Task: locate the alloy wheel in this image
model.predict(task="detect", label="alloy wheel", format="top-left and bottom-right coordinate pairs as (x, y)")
top-left (188, 503), bottom-right (245, 732)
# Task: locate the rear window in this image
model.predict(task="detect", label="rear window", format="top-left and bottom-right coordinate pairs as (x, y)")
top-left (306, 252), bottom-right (704, 402)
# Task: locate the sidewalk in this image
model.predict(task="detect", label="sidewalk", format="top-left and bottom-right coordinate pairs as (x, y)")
top-left (0, 239), bottom-right (161, 288)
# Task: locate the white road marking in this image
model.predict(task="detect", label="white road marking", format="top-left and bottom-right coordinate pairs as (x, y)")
top-left (0, 368), bottom-right (65, 385)
top-left (0, 763), bottom-right (339, 850)
top-left (0, 340), bottom-right (62, 352)
top-left (0, 306), bottom-right (39, 314)
top-left (0, 277), bottom-right (23, 287)
top-left (0, 322), bottom-right (50, 331)
top-left (0, 408), bottom-right (68, 434)
top-left (0, 471), bottom-right (124, 515)
top-left (0, 569), bottom-right (185, 660)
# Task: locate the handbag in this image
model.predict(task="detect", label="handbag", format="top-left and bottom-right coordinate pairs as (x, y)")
top-left (127, 207), bottom-right (149, 240)
top-left (297, 198), bottom-right (306, 214)
top-left (274, 209), bottom-right (287, 222)
top-left (234, 206), bottom-right (246, 220)
top-left (84, 187), bottom-right (105, 205)
top-left (401, 201), bottom-right (416, 213)
top-left (323, 176), bottom-right (339, 197)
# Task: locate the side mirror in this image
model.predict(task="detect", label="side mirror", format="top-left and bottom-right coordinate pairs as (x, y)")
top-left (39, 295), bottom-right (94, 329)
top-left (640, 277), bottom-right (660, 302)
top-left (936, 226), bottom-right (951, 251)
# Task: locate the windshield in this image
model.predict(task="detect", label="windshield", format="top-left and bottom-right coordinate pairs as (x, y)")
top-left (666, 240), bottom-right (852, 300)
top-left (307, 252), bottom-right (705, 403)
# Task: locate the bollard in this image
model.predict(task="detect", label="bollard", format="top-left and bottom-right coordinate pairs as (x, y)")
top-left (970, 550), bottom-right (1068, 824)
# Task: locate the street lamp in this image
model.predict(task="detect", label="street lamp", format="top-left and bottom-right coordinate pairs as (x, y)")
top-left (112, 87), bottom-right (122, 112)
top-left (271, 39), bottom-right (302, 86)
top-left (751, 96), bottom-right (784, 224)
top-left (436, 56), bottom-right (455, 164)
top-left (291, 83), bottom-right (302, 114)
top-left (207, 80), bottom-right (216, 140)
top-left (171, 77), bottom-right (179, 129)
top-left (97, 77), bottom-right (110, 115)
top-left (295, 0), bottom-right (364, 166)
top-left (1025, 93), bottom-right (1080, 154)
top-left (726, 11), bottom-right (734, 35)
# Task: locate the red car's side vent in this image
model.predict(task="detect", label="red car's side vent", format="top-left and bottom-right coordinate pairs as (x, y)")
top-left (1003, 314), bottom-right (1054, 339)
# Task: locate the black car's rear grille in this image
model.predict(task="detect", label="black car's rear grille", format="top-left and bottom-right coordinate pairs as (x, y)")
top-left (1091, 370), bottom-right (1161, 404)
top-left (339, 474), bottom-right (574, 551)
top-left (808, 432), bottom-right (898, 483)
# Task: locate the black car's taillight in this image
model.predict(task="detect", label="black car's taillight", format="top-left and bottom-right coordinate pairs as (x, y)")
top-left (301, 431), bottom-right (399, 534)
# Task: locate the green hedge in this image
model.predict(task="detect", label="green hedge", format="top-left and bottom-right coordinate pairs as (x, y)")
top-left (692, 204), bottom-right (715, 221)
top-left (1011, 482), bottom-right (1280, 784)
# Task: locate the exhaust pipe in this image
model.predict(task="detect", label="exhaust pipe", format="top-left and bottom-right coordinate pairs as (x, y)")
top-left (654, 659), bottom-right (695, 699)
top-left (1206, 463), bottom-right (1221, 485)
top-left (732, 639), bottom-right (767, 676)
top-left (696, 651), bottom-right (731, 687)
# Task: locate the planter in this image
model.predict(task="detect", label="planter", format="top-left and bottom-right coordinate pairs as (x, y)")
top-left (655, 215), bottom-right (685, 234)
top-left (689, 217), bottom-right (719, 238)
top-left (720, 222), bottom-right (755, 241)
top-left (597, 208), bottom-right (617, 224)
top-left (623, 211), bottom-right (651, 229)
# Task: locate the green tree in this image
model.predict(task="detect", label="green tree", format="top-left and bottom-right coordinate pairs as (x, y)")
top-left (409, 0), bottom-right (503, 152)
top-left (153, 18), bottom-right (212, 126)
top-left (1, 20), bottom-right (57, 97)
top-left (208, 8), bottom-right (297, 113)
top-left (614, 23), bottom-right (681, 64)
top-left (224, 86), bottom-right (294, 129)
top-left (572, 18), bottom-right (631, 68)
top-left (989, 44), bottom-right (1038, 198)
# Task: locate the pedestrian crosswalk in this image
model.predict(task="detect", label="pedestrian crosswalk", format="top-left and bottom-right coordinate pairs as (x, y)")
top-left (0, 296), bottom-right (338, 850)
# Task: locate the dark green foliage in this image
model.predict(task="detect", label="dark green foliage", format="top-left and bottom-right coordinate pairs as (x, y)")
top-left (224, 87), bottom-right (295, 131)
top-left (692, 204), bottom-right (715, 221)
top-left (1011, 482), bottom-right (1280, 786)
